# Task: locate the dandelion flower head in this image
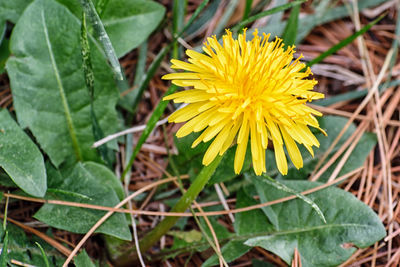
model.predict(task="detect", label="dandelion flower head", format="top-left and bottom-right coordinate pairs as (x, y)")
top-left (163, 29), bottom-right (325, 176)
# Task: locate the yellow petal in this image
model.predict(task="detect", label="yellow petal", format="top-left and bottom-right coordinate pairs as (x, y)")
top-left (281, 126), bottom-right (303, 169)
top-left (168, 102), bottom-right (205, 123)
top-left (234, 124), bottom-right (249, 174)
top-left (273, 137), bottom-right (288, 175)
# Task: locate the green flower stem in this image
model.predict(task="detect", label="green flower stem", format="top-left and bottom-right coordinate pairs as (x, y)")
top-left (115, 155), bottom-right (222, 267)
top-left (140, 155), bottom-right (222, 250)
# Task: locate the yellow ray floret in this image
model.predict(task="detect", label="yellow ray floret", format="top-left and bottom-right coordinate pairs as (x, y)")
top-left (162, 29), bottom-right (325, 176)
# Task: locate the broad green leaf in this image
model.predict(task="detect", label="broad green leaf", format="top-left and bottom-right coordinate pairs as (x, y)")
top-left (0, 110), bottom-right (46, 197)
top-left (101, 0), bottom-right (165, 57)
top-left (244, 180), bottom-right (386, 267)
top-left (266, 116), bottom-right (376, 182)
top-left (75, 250), bottom-right (96, 267)
top-left (6, 0), bottom-right (119, 167)
top-left (0, 224), bottom-right (64, 267)
top-left (55, 0), bottom-right (165, 58)
top-left (34, 162), bottom-right (131, 241)
top-left (82, 161), bottom-right (124, 200)
top-left (203, 189), bottom-right (273, 267)
top-left (0, 0), bottom-right (33, 24)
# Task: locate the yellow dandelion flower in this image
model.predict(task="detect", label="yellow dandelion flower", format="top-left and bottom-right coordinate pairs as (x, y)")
top-left (162, 29), bottom-right (325, 176)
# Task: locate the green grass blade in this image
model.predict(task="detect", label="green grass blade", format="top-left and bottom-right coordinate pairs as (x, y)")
top-left (121, 85), bottom-right (178, 181)
top-left (306, 14), bottom-right (385, 67)
top-left (79, 0), bottom-right (123, 80)
top-left (232, 0), bottom-right (306, 32)
top-left (262, 175), bottom-right (326, 223)
top-left (35, 242), bottom-right (50, 267)
top-left (173, 0), bottom-right (186, 59)
top-left (243, 0), bottom-right (253, 21)
top-left (282, 3), bottom-right (300, 47)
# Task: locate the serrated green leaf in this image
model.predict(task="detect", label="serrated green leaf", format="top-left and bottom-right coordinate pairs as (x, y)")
top-left (0, 110), bottom-right (46, 197)
top-left (34, 162), bottom-right (131, 241)
top-left (6, 0), bottom-right (119, 167)
top-left (244, 180), bottom-right (386, 267)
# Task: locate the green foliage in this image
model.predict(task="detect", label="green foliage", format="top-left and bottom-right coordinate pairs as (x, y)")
top-left (75, 250), bottom-right (97, 267)
top-left (6, 0), bottom-right (120, 167)
top-left (244, 179), bottom-right (385, 267)
top-left (0, 224), bottom-right (64, 267)
top-left (34, 162), bottom-right (131, 240)
top-left (0, 110), bottom-right (46, 197)
top-left (0, 0), bottom-right (387, 264)
top-left (100, 0), bottom-right (165, 58)
top-left (0, 0), bottom-right (32, 24)
top-left (203, 189), bottom-right (273, 267)
top-left (282, 2), bottom-right (300, 47)
top-left (204, 180), bottom-right (385, 267)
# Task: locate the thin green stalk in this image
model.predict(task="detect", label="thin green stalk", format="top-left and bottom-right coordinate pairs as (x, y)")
top-left (139, 155), bottom-right (222, 251)
top-left (116, 156), bottom-right (223, 266)
top-left (35, 242), bottom-right (50, 267)
top-left (162, 126), bottom-right (228, 266)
